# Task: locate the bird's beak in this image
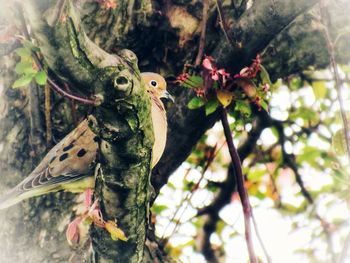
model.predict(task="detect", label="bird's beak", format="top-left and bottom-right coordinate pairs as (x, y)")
top-left (163, 90), bottom-right (175, 102)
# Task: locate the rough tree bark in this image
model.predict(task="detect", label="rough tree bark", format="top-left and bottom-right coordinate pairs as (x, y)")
top-left (0, 0), bottom-right (349, 262)
top-left (24, 1), bottom-right (155, 263)
top-left (1, 0), bottom-right (154, 262)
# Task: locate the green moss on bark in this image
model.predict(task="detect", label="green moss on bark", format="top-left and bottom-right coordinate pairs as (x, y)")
top-left (22, 1), bottom-right (154, 262)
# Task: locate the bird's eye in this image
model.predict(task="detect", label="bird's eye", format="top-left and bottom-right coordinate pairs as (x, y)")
top-left (150, 80), bottom-right (158, 87)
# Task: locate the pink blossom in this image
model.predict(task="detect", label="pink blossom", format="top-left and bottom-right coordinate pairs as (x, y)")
top-left (196, 89), bottom-right (205, 97)
top-left (202, 56), bottom-right (230, 81)
top-left (203, 57), bottom-right (220, 80)
top-left (262, 83), bottom-right (270, 92)
top-left (239, 67), bottom-right (251, 77)
top-left (176, 73), bottom-right (189, 82)
top-left (66, 217), bottom-right (83, 246)
top-left (254, 96), bottom-right (262, 111)
top-left (218, 69), bottom-right (230, 85)
top-left (202, 56), bottom-right (214, 70)
top-left (234, 54), bottom-right (262, 79)
top-left (218, 69), bottom-right (230, 77)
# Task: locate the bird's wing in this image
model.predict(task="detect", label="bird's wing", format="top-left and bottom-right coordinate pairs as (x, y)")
top-left (0, 120), bottom-right (99, 209)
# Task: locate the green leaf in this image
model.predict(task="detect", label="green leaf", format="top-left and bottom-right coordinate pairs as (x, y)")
top-left (260, 65), bottom-right (271, 85)
top-left (105, 220), bottom-right (128, 241)
top-left (248, 169), bottom-right (266, 181)
top-left (167, 182), bottom-right (176, 190)
top-left (14, 47), bottom-right (31, 59)
top-left (255, 191), bottom-right (266, 200)
top-left (260, 100), bottom-right (269, 112)
top-left (216, 220), bottom-right (226, 235)
top-left (206, 181), bottom-right (219, 192)
top-left (312, 81), bottom-right (327, 99)
top-left (12, 73), bottom-right (35, 88)
top-left (181, 75), bottom-right (203, 89)
top-left (332, 129), bottom-right (347, 155)
top-left (340, 64), bottom-right (350, 74)
top-left (181, 83), bottom-right (192, 89)
top-left (235, 100), bottom-right (251, 117)
top-left (152, 205), bottom-right (168, 214)
top-left (35, 70), bottom-right (47, 85)
top-left (296, 146), bottom-right (322, 168)
top-left (15, 62), bottom-right (36, 75)
top-left (217, 90), bottom-right (233, 107)
top-left (290, 77), bottom-right (303, 90)
top-left (291, 107), bottom-right (314, 121)
top-left (187, 97), bottom-right (205, 109)
top-left (188, 75), bottom-right (203, 86)
top-left (183, 181), bottom-right (194, 192)
top-left (205, 99), bottom-right (219, 115)
top-left (22, 39), bottom-right (40, 52)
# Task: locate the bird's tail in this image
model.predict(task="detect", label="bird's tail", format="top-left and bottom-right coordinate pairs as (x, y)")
top-left (0, 184), bottom-right (62, 210)
top-left (0, 184), bottom-right (53, 210)
top-left (0, 188), bottom-right (24, 210)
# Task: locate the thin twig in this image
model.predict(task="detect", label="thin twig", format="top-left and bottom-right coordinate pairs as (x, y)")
top-left (63, 83), bottom-right (78, 124)
top-left (17, 3), bottom-right (97, 106)
top-left (195, 110), bottom-right (271, 262)
top-left (286, 154), bottom-right (314, 204)
top-left (316, 214), bottom-right (336, 263)
top-left (47, 78), bottom-right (96, 105)
top-left (44, 83), bottom-right (52, 146)
top-left (220, 107), bottom-right (257, 263)
top-left (251, 210), bottom-right (272, 263)
top-left (338, 230), bottom-right (350, 263)
top-left (273, 120), bottom-right (314, 204)
top-left (320, 1), bottom-right (350, 164)
top-left (215, 0), bottom-right (233, 45)
top-left (264, 163), bottom-right (282, 207)
top-left (160, 168), bottom-right (192, 239)
top-left (161, 141), bottom-right (225, 240)
top-left (195, 0), bottom-right (209, 66)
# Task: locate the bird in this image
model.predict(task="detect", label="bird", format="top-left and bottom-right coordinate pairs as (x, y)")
top-left (0, 72), bottom-right (173, 210)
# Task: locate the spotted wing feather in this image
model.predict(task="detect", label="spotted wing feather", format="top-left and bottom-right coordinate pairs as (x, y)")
top-left (0, 120), bottom-right (99, 209)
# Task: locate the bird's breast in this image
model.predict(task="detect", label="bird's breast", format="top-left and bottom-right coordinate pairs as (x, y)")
top-left (150, 97), bottom-right (167, 168)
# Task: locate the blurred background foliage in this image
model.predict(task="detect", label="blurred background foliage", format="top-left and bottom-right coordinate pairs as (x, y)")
top-left (153, 66), bottom-right (350, 262)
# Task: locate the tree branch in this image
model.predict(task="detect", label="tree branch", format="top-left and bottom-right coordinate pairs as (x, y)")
top-left (194, 0), bottom-right (209, 66)
top-left (196, 109), bottom-right (270, 262)
top-left (220, 107), bottom-right (257, 263)
top-left (215, 0), bottom-right (234, 45)
top-left (17, 3), bottom-right (98, 105)
top-left (23, 0), bottom-right (123, 89)
top-left (320, 1), bottom-right (350, 163)
top-left (151, 0), bottom-right (325, 197)
top-left (213, 0), bottom-right (321, 70)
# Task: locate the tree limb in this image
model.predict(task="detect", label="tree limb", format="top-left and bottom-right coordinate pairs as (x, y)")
top-left (220, 107), bottom-right (257, 263)
top-left (151, 0), bottom-right (325, 196)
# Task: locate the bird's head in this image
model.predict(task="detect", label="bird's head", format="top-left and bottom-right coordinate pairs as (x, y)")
top-left (141, 72), bottom-right (174, 102)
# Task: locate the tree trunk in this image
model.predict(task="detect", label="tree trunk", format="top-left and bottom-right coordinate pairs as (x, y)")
top-left (0, 0), bottom-right (350, 262)
top-left (1, 0), bottom-right (154, 262)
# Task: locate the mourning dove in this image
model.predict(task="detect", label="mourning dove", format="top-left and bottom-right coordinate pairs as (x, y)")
top-left (0, 72), bottom-right (173, 209)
